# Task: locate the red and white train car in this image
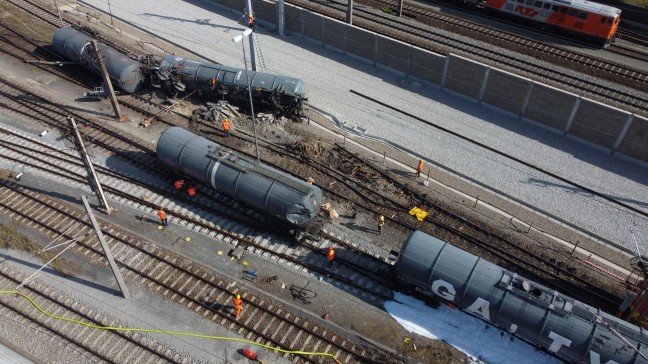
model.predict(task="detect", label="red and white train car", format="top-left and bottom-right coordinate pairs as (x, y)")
top-left (486, 0), bottom-right (621, 46)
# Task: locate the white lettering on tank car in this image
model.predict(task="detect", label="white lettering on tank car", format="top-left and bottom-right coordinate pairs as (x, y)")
top-left (431, 279), bottom-right (456, 300)
top-left (429, 278), bottom-right (615, 363)
top-left (588, 350), bottom-right (620, 364)
top-left (464, 298), bottom-right (491, 321)
top-left (547, 331), bottom-right (572, 353)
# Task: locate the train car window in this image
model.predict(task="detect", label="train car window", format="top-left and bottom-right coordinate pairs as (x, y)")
top-left (534, 1), bottom-right (543, 7)
top-left (525, 0), bottom-right (534, 5)
top-left (600, 17), bottom-right (606, 23)
top-left (577, 11), bottom-right (587, 19)
top-left (609, 18), bottom-right (615, 25)
top-left (543, 3), bottom-right (552, 9)
top-left (552, 5), bottom-right (559, 10)
top-left (568, 8), bottom-right (578, 17)
top-left (559, 7), bottom-right (567, 13)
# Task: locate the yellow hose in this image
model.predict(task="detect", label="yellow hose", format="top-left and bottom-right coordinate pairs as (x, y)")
top-left (0, 290), bottom-right (340, 363)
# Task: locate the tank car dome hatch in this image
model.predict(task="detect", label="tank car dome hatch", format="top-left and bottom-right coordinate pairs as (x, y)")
top-left (156, 127), bottom-right (322, 229)
top-left (393, 231), bottom-right (648, 363)
top-left (52, 27), bottom-right (145, 94)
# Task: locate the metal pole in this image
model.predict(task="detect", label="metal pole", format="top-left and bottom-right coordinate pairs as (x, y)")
top-left (277, 0), bottom-right (285, 36)
top-left (81, 195), bottom-right (129, 298)
top-left (107, 0), bottom-right (114, 26)
top-left (246, 0), bottom-right (256, 71)
top-left (68, 117), bottom-right (112, 214)
top-left (346, 0), bottom-right (353, 24)
top-left (90, 40), bottom-right (124, 121)
top-left (242, 40), bottom-right (260, 162)
top-left (52, 0), bottom-right (63, 27)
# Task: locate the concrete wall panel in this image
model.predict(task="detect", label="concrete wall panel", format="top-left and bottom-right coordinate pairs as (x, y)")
top-left (254, 0), bottom-right (277, 21)
top-left (570, 100), bottom-right (628, 149)
top-left (346, 26), bottom-right (376, 61)
top-left (445, 55), bottom-right (487, 100)
top-left (323, 18), bottom-right (346, 51)
top-left (303, 11), bottom-right (324, 43)
top-left (376, 36), bottom-right (409, 74)
top-left (231, 0), bottom-right (247, 14)
top-left (524, 84), bottom-right (576, 131)
top-left (617, 115), bottom-right (648, 163)
top-left (482, 69), bottom-right (532, 115)
top-left (409, 48), bottom-right (445, 85)
top-left (284, 6), bottom-right (303, 35)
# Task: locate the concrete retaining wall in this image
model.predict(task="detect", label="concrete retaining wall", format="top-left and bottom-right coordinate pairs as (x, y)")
top-left (206, 0), bottom-right (648, 165)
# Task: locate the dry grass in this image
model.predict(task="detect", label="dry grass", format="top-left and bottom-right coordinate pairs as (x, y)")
top-left (0, 223), bottom-right (73, 275)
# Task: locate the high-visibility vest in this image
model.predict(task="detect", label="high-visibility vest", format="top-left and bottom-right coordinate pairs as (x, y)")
top-left (417, 161), bottom-right (424, 171)
top-left (327, 249), bottom-right (335, 261)
top-left (223, 120), bottom-right (230, 131)
top-left (174, 180), bottom-right (184, 189)
top-left (157, 210), bottom-right (167, 219)
top-left (233, 297), bottom-right (243, 309)
top-left (379, 216), bottom-right (385, 227)
top-left (187, 187), bottom-right (196, 197)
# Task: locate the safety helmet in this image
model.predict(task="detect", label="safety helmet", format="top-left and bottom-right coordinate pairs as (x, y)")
top-left (380, 215), bottom-right (384, 221)
top-left (236, 294), bottom-right (240, 299)
top-left (419, 159), bottom-right (423, 162)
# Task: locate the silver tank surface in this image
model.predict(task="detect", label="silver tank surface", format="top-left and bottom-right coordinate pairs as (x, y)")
top-left (393, 231), bottom-right (648, 363)
top-left (159, 54), bottom-right (306, 98)
top-left (156, 127), bottom-right (322, 228)
top-left (52, 27), bottom-right (144, 93)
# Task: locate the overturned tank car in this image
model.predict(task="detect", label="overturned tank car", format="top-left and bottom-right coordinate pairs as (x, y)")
top-left (51, 27), bottom-right (145, 93)
top-left (155, 55), bottom-right (306, 119)
top-left (156, 127), bottom-right (322, 229)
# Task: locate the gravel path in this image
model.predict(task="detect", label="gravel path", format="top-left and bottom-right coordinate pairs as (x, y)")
top-left (77, 0), bottom-right (648, 252)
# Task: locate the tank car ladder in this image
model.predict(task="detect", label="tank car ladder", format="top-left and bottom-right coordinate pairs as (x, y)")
top-left (252, 32), bottom-right (267, 73)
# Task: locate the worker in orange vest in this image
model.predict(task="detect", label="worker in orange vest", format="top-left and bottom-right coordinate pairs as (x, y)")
top-left (174, 179), bottom-right (184, 189)
top-left (157, 208), bottom-right (168, 226)
top-left (378, 215), bottom-right (385, 235)
top-left (233, 294), bottom-right (243, 318)
top-left (416, 159), bottom-right (424, 177)
top-left (187, 185), bottom-right (196, 198)
top-left (327, 246), bottom-right (335, 268)
top-left (222, 118), bottom-right (231, 137)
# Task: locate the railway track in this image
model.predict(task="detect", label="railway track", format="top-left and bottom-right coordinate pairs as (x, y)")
top-left (0, 265), bottom-right (189, 363)
top-left (1, 0), bottom-right (643, 339)
top-left (0, 18), bottom-right (634, 313)
top-left (288, 0), bottom-right (648, 117)
top-left (0, 180), bottom-right (400, 364)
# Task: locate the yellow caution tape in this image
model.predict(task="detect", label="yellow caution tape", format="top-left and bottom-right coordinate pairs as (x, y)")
top-left (408, 207), bottom-right (428, 221)
top-left (0, 290), bottom-right (340, 362)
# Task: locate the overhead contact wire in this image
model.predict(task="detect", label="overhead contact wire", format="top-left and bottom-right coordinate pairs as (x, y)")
top-left (0, 290), bottom-right (341, 363)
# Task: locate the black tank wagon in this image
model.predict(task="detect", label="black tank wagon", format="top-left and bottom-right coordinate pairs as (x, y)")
top-left (156, 127), bottom-right (322, 229)
top-left (156, 54), bottom-right (307, 118)
top-left (52, 27), bottom-right (145, 93)
top-left (392, 231), bottom-right (648, 364)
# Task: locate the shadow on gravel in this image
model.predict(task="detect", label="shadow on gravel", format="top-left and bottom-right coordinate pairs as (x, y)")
top-left (0, 252), bottom-right (123, 296)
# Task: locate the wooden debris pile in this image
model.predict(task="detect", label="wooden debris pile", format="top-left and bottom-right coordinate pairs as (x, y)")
top-left (290, 140), bottom-right (325, 158)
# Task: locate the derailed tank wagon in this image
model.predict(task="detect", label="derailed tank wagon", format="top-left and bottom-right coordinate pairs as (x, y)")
top-left (156, 55), bottom-right (307, 119)
top-left (392, 231), bottom-right (648, 363)
top-left (156, 127), bottom-right (322, 229)
top-left (51, 27), bottom-right (146, 93)
top-left (50, 27), bottom-right (307, 118)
